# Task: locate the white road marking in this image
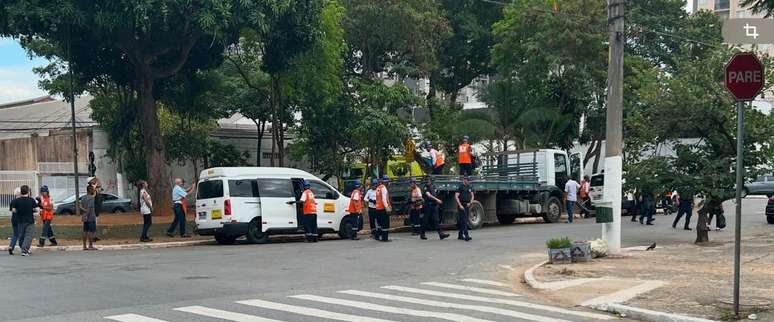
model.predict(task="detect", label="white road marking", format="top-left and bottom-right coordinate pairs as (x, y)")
top-left (339, 290), bottom-right (571, 322)
top-left (104, 314), bottom-right (170, 322)
top-left (174, 305), bottom-right (285, 322)
top-left (421, 281), bottom-right (521, 297)
top-left (237, 298), bottom-right (396, 322)
top-left (534, 278), bottom-right (602, 290)
top-left (459, 278), bottom-right (510, 287)
top-left (382, 285), bottom-right (614, 320)
top-left (290, 294), bottom-right (493, 322)
top-left (498, 264), bottom-right (515, 271)
top-left (582, 280), bottom-right (667, 306)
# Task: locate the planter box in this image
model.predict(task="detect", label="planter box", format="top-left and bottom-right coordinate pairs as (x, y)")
top-left (548, 247), bottom-right (572, 264)
top-left (571, 241), bottom-right (592, 262)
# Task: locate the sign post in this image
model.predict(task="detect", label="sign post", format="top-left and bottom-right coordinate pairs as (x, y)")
top-left (724, 52), bottom-right (765, 318)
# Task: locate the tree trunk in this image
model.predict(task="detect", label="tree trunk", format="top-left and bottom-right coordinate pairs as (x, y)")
top-left (252, 119), bottom-right (265, 167)
top-left (695, 203), bottom-right (710, 244)
top-left (270, 75), bottom-right (281, 167)
top-left (138, 71), bottom-right (172, 217)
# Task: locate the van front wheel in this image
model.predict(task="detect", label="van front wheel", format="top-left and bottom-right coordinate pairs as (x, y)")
top-left (246, 219), bottom-right (269, 244)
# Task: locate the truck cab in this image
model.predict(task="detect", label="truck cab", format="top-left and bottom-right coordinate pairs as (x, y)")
top-left (492, 149), bottom-right (583, 189)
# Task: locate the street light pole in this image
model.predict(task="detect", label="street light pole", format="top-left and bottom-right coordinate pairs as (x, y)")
top-left (603, 0), bottom-right (625, 254)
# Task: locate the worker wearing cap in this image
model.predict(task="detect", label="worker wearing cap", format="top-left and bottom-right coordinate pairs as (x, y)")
top-left (425, 143), bottom-right (445, 175)
top-left (455, 176), bottom-right (474, 241)
top-left (409, 178), bottom-right (424, 237)
top-left (37, 185), bottom-right (58, 247)
top-left (346, 180), bottom-right (364, 240)
top-left (458, 135), bottom-right (474, 176)
top-left (299, 180), bottom-right (319, 242)
top-left (422, 178), bottom-right (450, 240)
top-left (374, 176), bottom-right (392, 242)
top-left (365, 178), bottom-right (379, 239)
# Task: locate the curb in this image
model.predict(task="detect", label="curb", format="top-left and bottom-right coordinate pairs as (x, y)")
top-left (522, 260), bottom-right (719, 322)
top-left (7, 240), bottom-right (212, 252)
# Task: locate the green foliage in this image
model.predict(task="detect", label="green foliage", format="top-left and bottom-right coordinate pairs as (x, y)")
top-left (546, 237), bottom-right (572, 249)
top-left (203, 140), bottom-right (250, 168)
top-left (740, 0), bottom-right (774, 17)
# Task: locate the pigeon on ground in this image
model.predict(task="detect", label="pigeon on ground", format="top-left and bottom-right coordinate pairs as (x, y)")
top-left (646, 242), bottom-right (657, 251)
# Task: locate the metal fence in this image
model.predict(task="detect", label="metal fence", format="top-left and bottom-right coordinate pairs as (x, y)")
top-left (0, 171), bottom-right (39, 217)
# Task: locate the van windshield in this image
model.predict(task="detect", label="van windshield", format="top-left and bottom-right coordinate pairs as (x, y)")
top-left (197, 180), bottom-right (224, 199)
top-left (591, 175), bottom-right (604, 187)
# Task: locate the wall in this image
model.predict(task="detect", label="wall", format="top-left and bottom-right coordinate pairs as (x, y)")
top-left (0, 129), bottom-right (90, 171)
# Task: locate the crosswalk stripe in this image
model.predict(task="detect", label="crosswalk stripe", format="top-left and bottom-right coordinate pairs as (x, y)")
top-left (104, 314), bottom-right (170, 322)
top-left (421, 281), bottom-right (521, 297)
top-left (339, 290), bottom-right (571, 322)
top-left (459, 278), bottom-right (510, 287)
top-left (174, 305), bottom-right (285, 322)
top-left (382, 285), bottom-right (614, 320)
top-left (291, 294), bottom-right (494, 322)
top-left (237, 298), bottom-right (397, 322)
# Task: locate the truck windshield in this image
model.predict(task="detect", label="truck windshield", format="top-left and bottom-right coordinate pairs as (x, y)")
top-left (197, 180), bottom-right (224, 199)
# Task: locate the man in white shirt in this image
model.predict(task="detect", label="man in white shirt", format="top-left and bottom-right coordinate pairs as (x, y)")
top-left (365, 179), bottom-right (378, 239)
top-left (564, 176), bottom-right (580, 224)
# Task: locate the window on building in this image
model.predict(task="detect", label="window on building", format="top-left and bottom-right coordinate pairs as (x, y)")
top-left (715, 0), bottom-right (729, 11)
top-left (262, 152), bottom-right (281, 160)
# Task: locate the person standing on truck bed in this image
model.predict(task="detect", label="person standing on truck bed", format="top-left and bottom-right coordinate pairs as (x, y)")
top-left (374, 176), bottom-right (392, 242)
top-left (422, 179), bottom-right (450, 240)
top-left (564, 176), bottom-right (579, 224)
top-left (300, 180), bottom-right (319, 242)
top-left (426, 143), bottom-right (445, 175)
top-left (365, 178), bottom-right (378, 239)
top-left (458, 135), bottom-right (474, 176)
top-left (409, 178), bottom-right (423, 237)
top-left (346, 180), bottom-right (364, 240)
top-left (455, 176), bottom-right (473, 241)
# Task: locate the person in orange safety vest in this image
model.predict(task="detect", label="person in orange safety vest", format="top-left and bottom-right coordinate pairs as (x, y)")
top-left (425, 142), bottom-right (445, 175)
top-left (299, 180), bottom-right (319, 242)
top-left (36, 185), bottom-right (58, 247)
top-left (458, 135), bottom-right (474, 176)
top-left (345, 180), bottom-right (364, 240)
top-left (374, 176), bottom-right (392, 242)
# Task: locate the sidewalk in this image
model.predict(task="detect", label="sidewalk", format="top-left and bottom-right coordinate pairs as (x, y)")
top-left (515, 231), bottom-right (774, 321)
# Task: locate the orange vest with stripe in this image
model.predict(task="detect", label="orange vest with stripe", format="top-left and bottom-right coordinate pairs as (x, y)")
top-left (302, 189), bottom-right (317, 215)
top-left (458, 143), bottom-right (472, 164)
top-left (434, 152), bottom-right (445, 167)
top-left (375, 185), bottom-right (388, 210)
top-left (347, 189), bottom-right (363, 214)
top-left (39, 196), bottom-right (54, 221)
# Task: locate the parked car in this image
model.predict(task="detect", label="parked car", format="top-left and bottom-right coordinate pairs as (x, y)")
top-left (55, 193), bottom-right (132, 215)
top-left (744, 175), bottom-right (774, 196)
top-left (588, 173), bottom-right (636, 215)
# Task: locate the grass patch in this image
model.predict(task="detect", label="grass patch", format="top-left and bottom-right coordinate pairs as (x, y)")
top-left (717, 306), bottom-right (769, 321)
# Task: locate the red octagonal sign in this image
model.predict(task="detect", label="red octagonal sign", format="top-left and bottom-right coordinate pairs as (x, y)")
top-left (725, 52), bottom-right (765, 101)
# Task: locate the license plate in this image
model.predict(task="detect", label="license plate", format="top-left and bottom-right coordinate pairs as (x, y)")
top-left (211, 209), bottom-right (222, 220)
top-left (198, 211), bottom-right (206, 220)
top-left (324, 203), bottom-right (335, 213)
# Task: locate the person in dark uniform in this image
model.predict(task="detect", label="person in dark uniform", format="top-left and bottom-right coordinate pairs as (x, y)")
top-left (455, 176), bottom-right (474, 241)
top-left (421, 179), bottom-right (450, 240)
top-left (673, 191), bottom-right (694, 230)
top-left (639, 189), bottom-right (655, 225)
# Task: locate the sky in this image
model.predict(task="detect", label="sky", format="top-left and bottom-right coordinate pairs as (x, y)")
top-left (0, 38), bottom-right (49, 104)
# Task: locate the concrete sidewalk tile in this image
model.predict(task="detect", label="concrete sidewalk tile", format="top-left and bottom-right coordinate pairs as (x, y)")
top-left (588, 303), bottom-right (719, 322)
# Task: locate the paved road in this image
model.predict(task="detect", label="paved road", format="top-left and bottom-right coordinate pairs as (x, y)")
top-left (1, 197), bottom-right (769, 322)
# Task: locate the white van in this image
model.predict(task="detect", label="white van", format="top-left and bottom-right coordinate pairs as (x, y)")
top-left (194, 167), bottom-right (359, 244)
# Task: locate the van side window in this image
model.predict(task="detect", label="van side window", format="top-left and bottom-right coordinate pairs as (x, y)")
top-left (197, 180), bottom-right (224, 199)
top-left (310, 181), bottom-right (339, 200)
top-left (257, 179), bottom-right (294, 198)
top-left (229, 179), bottom-right (259, 197)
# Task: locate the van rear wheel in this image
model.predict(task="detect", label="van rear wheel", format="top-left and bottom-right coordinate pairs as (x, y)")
top-left (246, 219), bottom-right (269, 244)
top-left (215, 234), bottom-right (237, 245)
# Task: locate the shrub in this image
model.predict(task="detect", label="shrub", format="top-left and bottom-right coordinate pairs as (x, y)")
top-left (546, 237), bottom-right (572, 249)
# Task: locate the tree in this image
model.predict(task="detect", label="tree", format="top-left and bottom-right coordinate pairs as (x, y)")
top-left (740, 0), bottom-right (774, 17)
top-left (489, 0), bottom-right (607, 151)
top-left (1, 0), bottom-right (258, 215)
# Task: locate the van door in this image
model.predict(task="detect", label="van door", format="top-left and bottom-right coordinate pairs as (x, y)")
top-left (308, 180), bottom-right (341, 231)
top-left (291, 178), bottom-right (304, 229)
top-left (227, 179), bottom-right (260, 222)
top-left (195, 179), bottom-right (225, 230)
top-left (257, 178), bottom-right (298, 232)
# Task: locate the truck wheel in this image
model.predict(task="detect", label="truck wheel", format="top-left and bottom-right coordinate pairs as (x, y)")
top-left (542, 197), bottom-right (562, 223)
top-left (497, 214), bottom-right (516, 225)
top-left (467, 201), bottom-right (485, 230)
top-left (338, 218), bottom-right (354, 239)
top-left (215, 234), bottom-right (237, 245)
top-left (246, 219), bottom-right (269, 244)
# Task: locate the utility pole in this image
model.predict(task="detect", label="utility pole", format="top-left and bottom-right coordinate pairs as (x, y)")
top-left (68, 28), bottom-right (81, 219)
top-left (603, 0), bottom-right (624, 254)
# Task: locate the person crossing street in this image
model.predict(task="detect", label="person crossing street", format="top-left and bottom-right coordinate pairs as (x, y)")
top-left (409, 178), bottom-right (423, 236)
top-left (374, 176), bottom-right (392, 242)
top-left (458, 135), bottom-right (474, 176)
top-left (299, 180), bottom-right (319, 242)
top-left (36, 186), bottom-right (58, 247)
top-left (455, 176), bottom-right (473, 241)
top-left (345, 180), bottom-right (364, 240)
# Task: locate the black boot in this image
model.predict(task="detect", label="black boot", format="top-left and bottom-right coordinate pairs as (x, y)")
top-left (38, 238), bottom-right (45, 248)
top-left (49, 238), bottom-right (58, 246)
top-left (458, 233), bottom-right (464, 240)
top-left (420, 232), bottom-right (427, 240)
top-left (439, 232), bottom-right (450, 240)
